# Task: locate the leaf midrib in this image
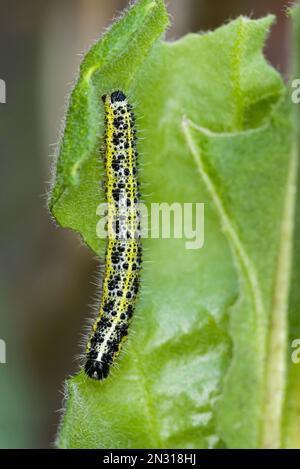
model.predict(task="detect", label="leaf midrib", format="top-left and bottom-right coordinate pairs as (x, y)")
top-left (183, 117), bottom-right (297, 449)
top-left (262, 140), bottom-right (298, 448)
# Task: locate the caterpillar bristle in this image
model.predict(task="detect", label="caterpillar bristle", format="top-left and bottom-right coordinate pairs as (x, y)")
top-left (84, 91), bottom-right (142, 381)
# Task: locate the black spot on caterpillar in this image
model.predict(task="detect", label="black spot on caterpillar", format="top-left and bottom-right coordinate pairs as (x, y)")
top-left (84, 91), bottom-right (142, 380)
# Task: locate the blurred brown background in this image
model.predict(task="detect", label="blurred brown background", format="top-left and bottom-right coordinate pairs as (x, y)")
top-left (0, 0), bottom-right (291, 448)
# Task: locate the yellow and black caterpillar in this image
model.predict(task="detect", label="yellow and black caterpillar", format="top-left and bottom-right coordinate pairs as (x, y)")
top-left (84, 91), bottom-right (142, 380)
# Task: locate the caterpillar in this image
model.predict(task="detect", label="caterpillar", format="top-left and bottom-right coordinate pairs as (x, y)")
top-left (84, 90), bottom-right (142, 380)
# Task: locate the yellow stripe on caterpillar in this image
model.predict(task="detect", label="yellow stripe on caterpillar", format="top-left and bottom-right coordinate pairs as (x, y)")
top-left (84, 90), bottom-right (142, 380)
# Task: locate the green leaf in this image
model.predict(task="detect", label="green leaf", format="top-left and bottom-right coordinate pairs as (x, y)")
top-left (50, 0), bottom-right (299, 449)
top-left (281, 3), bottom-right (300, 450)
top-left (183, 99), bottom-right (294, 448)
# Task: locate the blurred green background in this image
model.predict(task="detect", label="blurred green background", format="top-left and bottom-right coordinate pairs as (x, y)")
top-left (0, 0), bottom-right (291, 448)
